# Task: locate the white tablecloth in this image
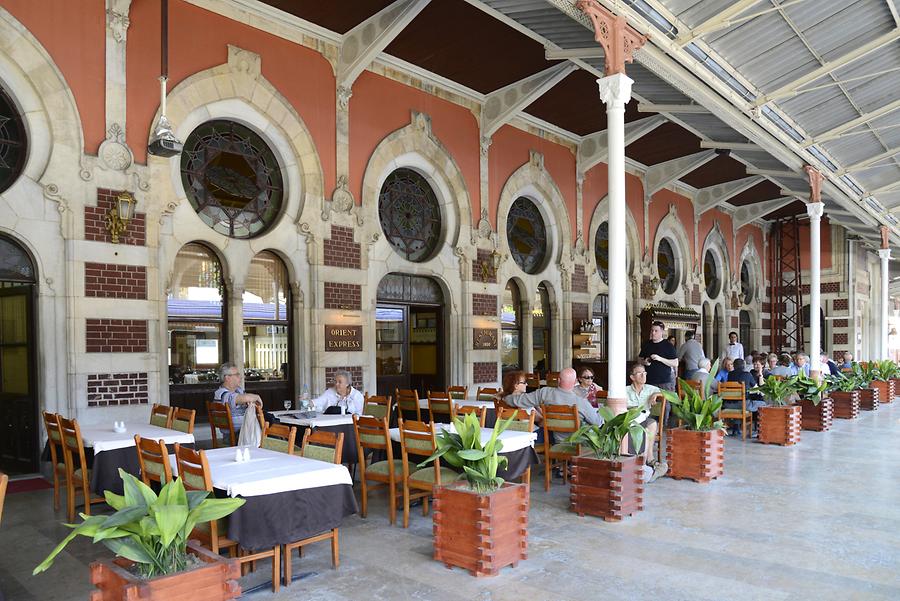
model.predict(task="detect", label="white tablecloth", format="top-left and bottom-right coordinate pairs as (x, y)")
top-left (270, 411), bottom-right (355, 427)
top-left (389, 424), bottom-right (536, 454)
top-left (171, 447), bottom-right (352, 498)
top-left (417, 398), bottom-right (496, 410)
top-left (80, 423), bottom-right (194, 453)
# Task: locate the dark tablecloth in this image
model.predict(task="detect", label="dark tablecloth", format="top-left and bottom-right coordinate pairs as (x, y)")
top-left (386, 443), bottom-right (537, 481)
top-left (267, 413), bottom-right (358, 465)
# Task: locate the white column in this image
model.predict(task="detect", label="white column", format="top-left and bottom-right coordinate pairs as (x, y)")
top-left (597, 73), bottom-right (633, 409)
top-left (807, 202), bottom-right (823, 377)
top-left (879, 248), bottom-right (891, 358)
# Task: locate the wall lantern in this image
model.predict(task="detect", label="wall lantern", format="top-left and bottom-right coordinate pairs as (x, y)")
top-left (106, 191), bottom-right (136, 244)
top-left (479, 249), bottom-right (502, 281)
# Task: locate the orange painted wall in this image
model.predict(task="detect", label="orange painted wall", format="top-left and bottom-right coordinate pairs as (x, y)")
top-left (578, 163), bottom-right (645, 250)
top-left (797, 219), bottom-right (833, 271)
top-left (348, 71), bottom-right (480, 215)
top-left (735, 226), bottom-right (764, 272)
top-left (488, 125), bottom-right (577, 239)
top-left (126, 0), bottom-right (336, 187)
top-left (649, 189), bottom-right (696, 263)
top-left (3, 0), bottom-right (105, 153)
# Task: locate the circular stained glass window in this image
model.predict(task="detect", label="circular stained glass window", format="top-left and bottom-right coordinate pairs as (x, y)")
top-left (704, 250), bottom-right (721, 298)
top-left (507, 197), bottom-right (547, 274)
top-left (181, 120), bottom-right (284, 239)
top-left (657, 238), bottom-right (679, 294)
top-left (741, 259), bottom-right (754, 305)
top-left (0, 87), bottom-right (27, 195)
top-left (595, 221), bottom-right (609, 283)
top-left (378, 168), bottom-right (442, 262)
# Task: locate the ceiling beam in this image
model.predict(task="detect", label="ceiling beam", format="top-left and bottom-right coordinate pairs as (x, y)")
top-left (751, 28), bottom-right (900, 107)
top-left (699, 140), bottom-right (761, 151)
top-left (545, 47), bottom-right (602, 59)
top-left (637, 103), bottom-right (710, 114)
top-left (674, 0), bottom-right (758, 46)
top-left (837, 146), bottom-right (900, 175)
top-left (695, 175), bottom-right (764, 214)
top-left (577, 115), bottom-right (667, 174)
top-left (780, 188), bottom-right (810, 198)
top-left (337, 0), bottom-right (431, 89)
top-left (804, 97), bottom-right (900, 146)
top-left (732, 197), bottom-right (795, 229)
top-left (644, 150), bottom-right (716, 196)
top-left (870, 182), bottom-right (900, 195)
top-left (746, 168), bottom-right (803, 178)
top-left (481, 62), bottom-right (577, 139)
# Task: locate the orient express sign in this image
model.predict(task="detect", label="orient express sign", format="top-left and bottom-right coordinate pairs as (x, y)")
top-left (325, 325), bottom-right (363, 352)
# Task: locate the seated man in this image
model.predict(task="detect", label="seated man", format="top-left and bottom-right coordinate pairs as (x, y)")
top-left (508, 367), bottom-right (601, 437)
top-left (214, 362), bottom-right (262, 434)
top-left (839, 352), bottom-right (854, 371)
top-left (312, 369), bottom-right (364, 415)
top-left (693, 358), bottom-right (712, 382)
top-left (820, 352), bottom-right (840, 377)
top-left (625, 363), bottom-right (666, 483)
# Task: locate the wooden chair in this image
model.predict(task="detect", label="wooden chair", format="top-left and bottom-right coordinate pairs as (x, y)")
top-left (525, 373), bottom-right (541, 389)
top-left (545, 371), bottom-right (561, 387)
top-left (427, 390), bottom-right (454, 424)
top-left (300, 429), bottom-right (345, 464)
top-left (353, 415), bottom-right (401, 525)
top-left (206, 401), bottom-right (235, 448)
top-left (398, 419), bottom-right (456, 528)
top-left (718, 382), bottom-right (750, 441)
top-left (651, 394), bottom-right (667, 465)
top-left (261, 423), bottom-right (297, 455)
top-left (58, 416), bottom-right (105, 521)
top-left (493, 397), bottom-right (512, 412)
top-left (362, 394), bottom-right (394, 421)
top-left (496, 407), bottom-right (536, 487)
top-left (540, 403), bottom-right (580, 492)
top-left (455, 404), bottom-right (487, 426)
top-left (285, 430), bottom-right (344, 585)
top-left (170, 407), bottom-right (196, 434)
top-left (150, 403), bottom-right (173, 428)
top-left (134, 435), bottom-right (172, 487)
top-left (0, 471), bottom-right (7, 527)
top-left (395, 388), bottom-right (422, 422)
top-left (42, 411), bottom-right (68, 510)
top-left (475, 387), bottom-right (501, 401)
top-left (447, 385), bottom-right (468, 401)
top-left (174, 444), bottom-right (280, 593)
top-left (678, 379), bottom-right (704, 399)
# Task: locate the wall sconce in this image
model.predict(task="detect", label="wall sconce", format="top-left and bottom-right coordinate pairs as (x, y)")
top-left (106, 191), bottom-right (136, 244)
top-left (479, 249), bottom-right (502, 281)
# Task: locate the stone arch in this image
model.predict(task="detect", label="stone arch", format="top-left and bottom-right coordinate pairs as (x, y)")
top-left (738, 236), bottom-right (763, 307)
top-left (701, 222), bottom-right (730, 300)
top-left (586, 194), bottom-right (641, 286)
top-left (652, 204), bottom-right (691, 296)
top-left (361, 110), bottom-right (471, 249)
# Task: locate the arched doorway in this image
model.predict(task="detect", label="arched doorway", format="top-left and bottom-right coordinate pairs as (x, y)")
top-left (0, 235), bottom-right (38, 474)
top-left (375, 273), bottom-right (445, 396)
top-left (713, 304), bottom-right (723, 360)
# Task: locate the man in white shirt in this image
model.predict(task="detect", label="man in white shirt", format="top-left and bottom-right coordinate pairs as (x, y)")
top-left (312, 370), bottom-right (364, 415)
top-left (725, 331), bottom-right (744, 361)
top-left (625, 363), bottom-right (667, 483)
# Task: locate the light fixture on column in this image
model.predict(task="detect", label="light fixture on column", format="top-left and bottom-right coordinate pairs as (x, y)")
top-left (148, 0), bottom-right (182, 158)
top-left (106, 191), bottom-right (136, 244)
top-left (479, 249), bottom-right (502, 281)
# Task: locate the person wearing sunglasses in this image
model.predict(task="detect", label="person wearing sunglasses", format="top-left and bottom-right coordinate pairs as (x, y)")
top-left (573, 368), bottom-right (602, 406)
top-left (501, 371), bottom-right (529, 405)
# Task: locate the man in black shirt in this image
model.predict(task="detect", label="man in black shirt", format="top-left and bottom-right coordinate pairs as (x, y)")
top-left (639, 321), bottom-right (679, 392)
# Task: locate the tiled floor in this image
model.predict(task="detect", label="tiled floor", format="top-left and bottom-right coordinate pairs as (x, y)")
top-left (3, 404), bottom-right (899, 600)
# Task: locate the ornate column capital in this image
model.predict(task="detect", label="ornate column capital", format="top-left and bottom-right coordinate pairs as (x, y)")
top-left (576, 0), bottom-right (647, 75)
top-left (596, 73), bottom-right (634, 107)
top-left (805, 201), bottom-right (824, 220)
top-left (878, 248), bottom-right (891, 261)
top-left (880, 225), bottom-right (890, 250)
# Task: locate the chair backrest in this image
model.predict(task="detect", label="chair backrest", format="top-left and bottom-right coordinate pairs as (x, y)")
top-left (541, 403), bottom-right (581, 440)
top-left (171, 407), bottom-right (196, 434)
top-left (545, 372), bottom-right (561, 387)
top-left (150, 403), bottom-right (173, 428)
top-left (42, 411), bottom-right (63, 463)
top-left (525, 373), bottom-right (541, 388)
top-left (0, 471), bottom-right (7, 527)
top-left (455, 405), bottom-right (486, 427)
top-left (476, 387), bottom-right (501, 401)
top-left (447, 385), bottom-right (468, 400)
top-left (717, 381), bottom-right (746, 402)
top-left (353, 414), bottom-right (392, 455)
top-left (496, 406), bottom-right (535, 433)
top-left (595, 390), bottom-right (608, 402)
top-left (174, 443), bottom-right (212, 492)
top-left (134, 434), bottom-right (173, 486)
top-left (398, 419), bottom-right (443, 483)
top-left (57, 416), bottom-right (89, 482)
top-left (678, 379), bottom-right (704, 399)
top-left (395, 388), bottom-right (422, 421)
top-left (363, 394), bottom-right (394, 420)
top-left (301, 429), bottom-right (344, 464)
top-left (771, 374), bottom-right (785, 381)
top-left (261, 422), bottom-right (297, 454)
top-left (206, 401), bottom-right (235, 447)
top-left (427, 390), bottom-right (453, 423)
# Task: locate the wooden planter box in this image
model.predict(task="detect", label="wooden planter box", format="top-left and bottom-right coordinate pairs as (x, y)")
top-left (870, 380), bottom-right (895, 404)
top-left (799, 397), bottom-right (834, 432)
top-left (757, 405), bottom-right (801, 446)
top-left (432, 482), bottom-right (528, 577)
top-left (666, 428), bottom-right (724, 483)
top-left (570, 454), bottom-right (643, 522)
top-left (90, 541), bottom-right (240, 601)
top-left (857, 387), bottom-right (879, 411)
top-left (890, 378), bottom-right (900, 403)
top-left (830, 390), bottom-right (860, 419)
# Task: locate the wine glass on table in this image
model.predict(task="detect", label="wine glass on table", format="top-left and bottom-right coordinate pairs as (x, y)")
top-left (283, 399), bottom-right (292, 412)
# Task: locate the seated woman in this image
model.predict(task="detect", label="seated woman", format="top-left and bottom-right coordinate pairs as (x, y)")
top-left (726, 359), bottom-right (767, 412)
top-left (214, 362), bottom-right (262, 434)
top-left (768, 353), bottom-right (794, 378)
top-left (573, 368), bottom-right (603, 406)
top-left (715, 357), bottom-right (734, 383)
top-left (501, 370), bottom-right (529, 407)
top-left (312, 369), bottom-right (364, 415)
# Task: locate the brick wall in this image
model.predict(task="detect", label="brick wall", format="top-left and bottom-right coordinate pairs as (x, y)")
top-left (833, 298), bottom-right (849, 311)
top-left (833, 333), bottom-right (848, 345)
top-left (571, 265), bottom-right (588, 293)
top-left (323, 225), bottom-right (361, 269)
top-left (86, 319), bottom-right (148, 353)
top-left (832, 318), bottom-right (848, 328)
top-left (473, 361), bottom-right (497, 384)
top-left (473, 293), bottom-right (497, 316)
top-left (691, 285), bottom-right (701, 305)
top-left (471, 249), bottom-right (498, 284)
top-left (87, 372), bottom-right (149, 407)
top-left (84, 263), bottom-right (147, 299)
top-left (324, 366), bottom-right (363, 389)
top-left (85, 189), bottom-right (146, 246)
top-left (323, 282), bottom-right (362, 310)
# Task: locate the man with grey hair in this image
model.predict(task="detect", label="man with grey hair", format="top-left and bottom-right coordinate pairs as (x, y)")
top-left (694, 358), bottom-right (712, 380)
top-left (507, 367), bottom-right (601, 431)
top-left (312, 369), bottom-right (364, 415)
top-left (214, 362), bottom-right (263, 432)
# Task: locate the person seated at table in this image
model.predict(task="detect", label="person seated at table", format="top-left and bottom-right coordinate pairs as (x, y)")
top-left (793, 352), bottom-right (811, 377)
top-left (839, 352), bottom-right (854, 371)
top-left (727, 359), bottom-right (766, 408)
top-left (507, 367), bottom-right (601, 433)
top-left (501, 370), bottom-right (529, 406)
top-left (215, 362), bottom-right (262, 433)
top-left (625, 363), bottom-right (666, 482)
top-left (715, 357), bottom-right (734, 383)
top-left (693, 358), bottom-right (712, 382)
top-left (573, 368), bottom-right (603, 406)
top-left (768, 353), bottom-right (794, 378)
top-left (312, 369), bottom-right (364, 415)
top-left (763, 353), bottom-right (779, 377)
top-left (820, 352), bottom-right (841, 377)
top-left (751, 357), bottom-right (766, 385)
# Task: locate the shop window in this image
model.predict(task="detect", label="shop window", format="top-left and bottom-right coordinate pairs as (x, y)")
top-left (501, 281), bottom-right (522, 371)
top-left (242, 251), bottom-right (290, 382)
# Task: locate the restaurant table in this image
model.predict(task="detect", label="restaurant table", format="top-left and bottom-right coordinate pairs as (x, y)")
top-left (417, 398), bottom-right (498, 426)
top-left (65, 423), bottom-right (194, 495)
top-left (268, 411), bottom-right (358, 464)
top-left (389, 423), bottom-right (538, 481)
top-left (171, 447), bottom-right (358, 552)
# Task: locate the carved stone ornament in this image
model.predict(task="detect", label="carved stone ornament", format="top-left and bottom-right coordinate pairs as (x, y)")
top-left (324, 175), bottom-right (355, 219)
top-left (98, 123), bottom-right (134, 171)
top-left (412, 111), bottom-right (432, 135)
top-left (337, 85), bottom-right (353, 110)
top-left (227, 45), bottom-right (261, 78)
top-left (106, 8), bottom-right (130, 43)
top-left (471, 207), bottom-right (496, 246)
top-left (480, 135), bottom-right (492, 157)
top-left (529, 150), bottom-right (544, 170)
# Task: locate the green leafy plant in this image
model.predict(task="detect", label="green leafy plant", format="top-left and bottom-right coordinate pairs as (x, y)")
top-left (852, 362), bottom-right (877, 386)
top-left (751, 375), bottom-right (797, 407)
top-left (419, 411), bottom-right (515, 494)
top-left (566, 406), bottom-right (645, 461)
top-left (34, 469), bottom-right (245, 578)
top-left (661, 378), bottom-right (724, 431)
top-left (874, 359), bottom-right (899, 381)
top-left (826, 372), bottom-right (858, 392)
top-left (793, 374), bottom-right (828, 406)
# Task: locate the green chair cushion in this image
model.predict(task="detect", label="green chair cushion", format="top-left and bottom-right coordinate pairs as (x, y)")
top-left (150, 414), bottom-right (169, 428)
top-left (409, 466), bottom-right (458, 484)
top-left (367, 459), bottom-right (403, 476)
top-left (549, 442), bottom-right (577, 455)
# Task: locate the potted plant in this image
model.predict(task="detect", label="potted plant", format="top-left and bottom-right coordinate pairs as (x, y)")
top-left (752, 376), bottom-right (801, 446)
top-left (794, 374), bottom-right (833, 432)
top-left (872, 360), bottom-right (897, 404)
top-left (34, 469), bottom-right (245, 601)
top-left (826, 373), bottom-right (861, 419)
top-left (567, 406), bottom-right (646, 522)
top-left (660, 375), bottom-right (726, 483)
top-left (421, 412), bottom-right (527, 577)
top-left (851, 363), bottom-right (880, 410)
